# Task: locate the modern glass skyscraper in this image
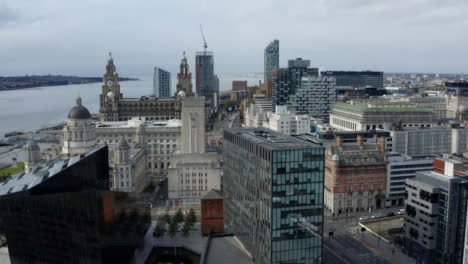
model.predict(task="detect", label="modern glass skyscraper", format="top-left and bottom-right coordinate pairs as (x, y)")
top-left (153, 67), bottom-right (171, 97)
top-left (264, 39), bottom-right (279, 83)
top-left (223, 128), bottom-right (324, 264)
top-left (196, 51), bottom-right (218, 108)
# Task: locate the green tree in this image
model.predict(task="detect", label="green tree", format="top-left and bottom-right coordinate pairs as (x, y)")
top-left (153, 223), bottom-right (165, 237)
top-left (168, 220), bottom-right (178, 237)
top-left (186, 208), bottom-right (196, 226)
top-left (161, 213), bottom-right (171, 225)
top-left (173, 209), bottom-right (184, 224)
top-left (182, 221), bottom-right (191, 237)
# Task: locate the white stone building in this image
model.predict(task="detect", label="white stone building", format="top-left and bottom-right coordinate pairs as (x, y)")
top-left (244, 94), bottom-right (272, 128)
top-left (24, 139), bottom-right (41, 173)
top-left (111, 137), bottom-right (148, 193)
top-left (95, 117), bottom-right (182, 182)
top-left (267, 105), bottom-right (310, 135)
top-left (330, 99), bottom-right (436, 131)
top-left (61, 97), bottom-right (96, 156)
top-left (168, 97), bottom-right (222, 201)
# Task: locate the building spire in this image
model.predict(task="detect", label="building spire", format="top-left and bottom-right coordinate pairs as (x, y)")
top-left (109, 52), bottom-right (112, 60)
top-left (76, 96), bottom-right (82, 106)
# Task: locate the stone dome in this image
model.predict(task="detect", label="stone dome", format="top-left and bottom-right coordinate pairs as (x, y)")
top-left (117, 137), bottom-right (129, 148)
top-left (177, 90), bottom-right (186, 97)
top-left (25, 138), bottom-right (39, 150)
top-left (68, 97), bottom-right (91, 120)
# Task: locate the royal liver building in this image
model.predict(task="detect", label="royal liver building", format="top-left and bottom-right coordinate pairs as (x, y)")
top-left (99, 54), bottom-right (188, 122)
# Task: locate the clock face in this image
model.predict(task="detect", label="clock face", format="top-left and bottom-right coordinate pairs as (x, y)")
top-left (107, 80), bottom-right (114, 86)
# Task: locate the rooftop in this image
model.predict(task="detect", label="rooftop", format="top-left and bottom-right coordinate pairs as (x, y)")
top-left (225, 127), bottom-right (320, 150)
top-left (333, 102), bottom-right (433, 113)
top-left (96, 118), bottom-right (181, 129)
top-left (329, 144), bottom-right (386, 166)
top-left (0, 147), bottom-right (102, 196)
top-left (202, 189), bottom-right (222, 200)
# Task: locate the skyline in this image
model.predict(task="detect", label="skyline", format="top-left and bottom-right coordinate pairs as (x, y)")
top-left (1, 0), bottom-right (467, 76)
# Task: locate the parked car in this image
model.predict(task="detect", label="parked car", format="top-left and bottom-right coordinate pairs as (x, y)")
top-left (359, 216), bottom-right (369, 221)
top-left (387, 212), bottom-right (395, 217)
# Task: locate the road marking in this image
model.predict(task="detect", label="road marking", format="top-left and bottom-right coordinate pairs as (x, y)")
top-left (324, 244), bottom-right (352, 264)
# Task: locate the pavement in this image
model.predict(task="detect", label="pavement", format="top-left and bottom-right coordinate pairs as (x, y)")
top-left (324, 235), bottom-right (390, 264)
top-left (323, 207), bottom-right (415, 263)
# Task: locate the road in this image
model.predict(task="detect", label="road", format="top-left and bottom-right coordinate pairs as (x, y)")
top-left (324, 235), bottom-right (390, 264)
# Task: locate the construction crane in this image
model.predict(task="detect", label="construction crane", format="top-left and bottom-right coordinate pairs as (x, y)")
top-left (200, 24), bottom-right (208, 51)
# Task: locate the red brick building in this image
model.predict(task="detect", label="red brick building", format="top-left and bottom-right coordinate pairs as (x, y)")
top-left (201, 190), bottom-right (224, 235)
top-left (324, 135), bottom-right (387, 216)
top-left (232, 80), bottom-right (248, 91)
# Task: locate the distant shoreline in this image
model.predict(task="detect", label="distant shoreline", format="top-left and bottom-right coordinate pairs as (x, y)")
top-left (0, 75), bottom-right (138, 92)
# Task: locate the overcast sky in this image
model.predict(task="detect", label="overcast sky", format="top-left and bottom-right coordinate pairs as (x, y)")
top-left (1, 0), bottom-right (467, 76)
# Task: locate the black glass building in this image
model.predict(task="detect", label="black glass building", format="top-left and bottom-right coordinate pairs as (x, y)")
top-left (223, 128), bottom-right (324, 264)
top-left (0, 146), bottom-right (150, 264)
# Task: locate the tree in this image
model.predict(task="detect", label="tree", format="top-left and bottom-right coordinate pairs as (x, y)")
top-left (186, 209), bottom-right (196, 226)
top-left (182, 221), bottom-right (191, 237)
top-left (153, 223), bottom-right (165, 237)
top-left (161, 213), bottom-right (171, 225)
top-left (168, 220), bottom-right (178, 237)
top-left (224, 100), bottom-right (236, 112)
top-left (173, 208), bottom-right (184, 224)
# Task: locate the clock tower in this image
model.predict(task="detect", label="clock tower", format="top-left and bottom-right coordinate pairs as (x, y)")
top-left (99, 53), bottom-right (122, 121)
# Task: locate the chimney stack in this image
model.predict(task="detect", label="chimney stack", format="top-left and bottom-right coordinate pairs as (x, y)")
top-left (379, 136), bottom-right (386, 154)
top-left (336, 136), bottom-right (343, 148)
top-left (357, 135), bottom-right (364, 148)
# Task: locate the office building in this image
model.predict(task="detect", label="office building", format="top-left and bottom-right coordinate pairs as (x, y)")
top-left (321, 70), bottom-right (384, 90)
top-left (268, 105), bottom-right (310, 135)
top-left (286, 76), bottom-right (336, 119)
top-left (385, 153), bottom-right (433, 206)
top-left (324, 136), bottom-right (387, 216)
top-left (404, 156), bottom-right (468, 264)
top-left (391, 126), bottom-right (468, 157)
top-left (330, 99), bottom-right (436, 131)
top-left (272, 58), bottom-right (319, 107)
top-left (0, 146), bottom-right (151, 264)
top-left (176, 52), bottom-right (193, 97)
top-left (196, 51), bottom-right (217, 109)
top-left (153, 67), bottom-right (171, 97)
top-left (99, 54), bottom-right (182, 122)
top-left (264, 39), bottom-right (279, 82)
top-left (223, 128), bottom-right (324, 264)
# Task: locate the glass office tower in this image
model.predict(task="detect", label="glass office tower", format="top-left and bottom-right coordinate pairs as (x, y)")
top-left (153, 67), bottom-right (171, 97)
top-left (264, 39), bottom-right (279, 83)
top-left (223, 128), bottom-right (324, 264)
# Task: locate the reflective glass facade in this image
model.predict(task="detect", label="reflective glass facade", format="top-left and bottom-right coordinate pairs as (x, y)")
top-left (223, 128), bottom-right (324, 264)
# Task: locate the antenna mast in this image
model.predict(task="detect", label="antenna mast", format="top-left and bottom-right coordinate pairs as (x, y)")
top-left (200, 25), bottom-right (208, 52)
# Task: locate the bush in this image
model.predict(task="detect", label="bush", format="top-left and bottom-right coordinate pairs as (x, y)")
top-left (161, 213), bottom-right (171, 225)
top-left (153, 223), bottom-right (165, 237)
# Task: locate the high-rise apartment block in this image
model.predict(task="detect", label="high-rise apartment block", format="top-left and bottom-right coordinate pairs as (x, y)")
top-left (267, 105), bottom-right (311, 135)
top-left (264, 39), bottom-right (279, 82)
top-left (153, 67), bottom-right (171, 97)
top-left (287, 76), bottom-right (336, 119)
top-left (272, 58), bottom-right (319, 108)
top-left (223, 128), bottom-right (324, 264)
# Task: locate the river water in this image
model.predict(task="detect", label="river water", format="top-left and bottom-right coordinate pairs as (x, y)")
top-left (0, 74), bottom-right (262, 138)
